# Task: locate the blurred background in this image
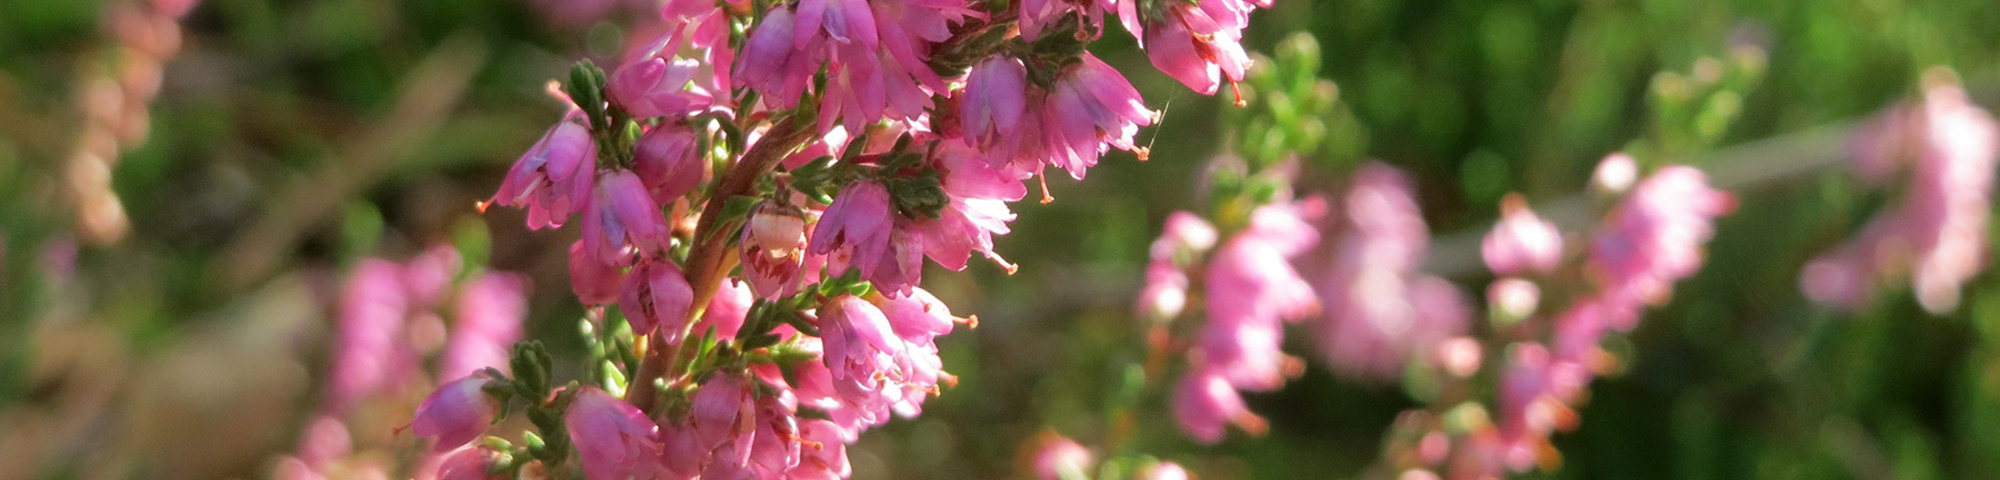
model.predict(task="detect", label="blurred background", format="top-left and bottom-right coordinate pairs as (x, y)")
top-left (4, 0), bottom-right (2000, 478)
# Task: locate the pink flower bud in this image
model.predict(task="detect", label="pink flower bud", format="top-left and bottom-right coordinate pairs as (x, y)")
top-left (633, 124), bottom-right (705, 205)
top-left (619, 258), bottom-right (695, 340)
top-left (568, 240), bottom-right (626, 306)
top-left (743, 203), bottom-right (811, 299)
top-left (411, 373), bottom-right (501, 452)
top-left (486, 121), bottom-right (596, 230)
top-left (566, 388), bottom-right (666, 480)
top-left (791, 420), bottom-right (852, 480)
top-left (818, 295), bottom-right (907, 411)
top-left (1030, 433), bottom-right (1094, 480)
top-left (1481, 195), bottom-right (1562, 276)
top-left (1591, 153), bottom-right (1637, 195)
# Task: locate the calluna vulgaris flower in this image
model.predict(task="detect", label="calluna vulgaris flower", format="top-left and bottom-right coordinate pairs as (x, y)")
top-left (1801, 82), bottom-right (1998, 314)
top-left (1316, 163), bottom-right (1468, 381)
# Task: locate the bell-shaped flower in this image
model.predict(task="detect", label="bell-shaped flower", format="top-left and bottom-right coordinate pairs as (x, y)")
top-left (619, 258), bottom-right (695, 340)
top-left (486, 121), bottom-right (596, 230)
top-left (581, 170), bottom-right (672, 263)
top-left (742, 203), bottom-right (811, 299)
top-left (633, 123), bottom-right (705, 205)
top-left (810, 180), bottom-right (895, 279)
top-left (1041, 54), bottom-right (1155, 179)
top-left (817, 295), bottom-right (909, 412)
top-left (607, 27), bottom-right (706, 118)
top-left (566, 387), bottom-right (666, 480)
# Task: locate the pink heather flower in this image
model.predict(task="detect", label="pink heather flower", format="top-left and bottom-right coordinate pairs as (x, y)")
top-left (620, 258), bottom-right (695, 339)
top-left (810, 180), bottom-right (895, 279)
top-left (581, 170), bottom-right (672, 263)
top-left (402, 244), bottom-right (462, 308)
top-left (819, 43), bottom-right (933, 134)
top-left (1481, 195), bottom-right (1563, 276)
top-left (1041, 54), bottom-right (1156, 179)
top-left (937, 138), bottom-right (1029, 203)
top-left (686, 374), bottom-right (759, 472)
top-left (1589, 166), bottom-right (1735, 324)
top-left (695, 279), bottom-right (754, 340)
top-left (1137, 212), bottom-right (1218, 320)
top-left (440, 273), bottom-right (528, 379)
top-left (486, 121), bottom-right (596, 230)
top-left (411, 372), bottom-right (501, 452)
top-left (791, 420), bottom-right (853, 480)
top-left (1018, 0), bottom-right (1105, 41)
top-left (568, 240), bottom-right (626, 305)
top-left (430, 446), bottom-right (506, 480)
top-left (1805, 84), bottom-right (1997, 313)
top-left (818, 295), bottom-right (909, 413)
top-left (870, 0), bottom-right (976, 92)
top-left (959, 56), bottom-right (1030, 155)
top-left (1317, 164), bottom-right (1468, 380)
top-left (736, 7), bottom-right (823, 109)
top-left (1120, 0), bottom-right (1255, 96)
top-left (1199, 199), bottom-right (1323, 390)
top-left (794, 0), bottom-right (880, 48)
top-left (659, 0), bottom-right (741, 94)
top-left (633, 123), bottom-right (705, 205)
top-left (566, 387), bottom-right (666, 480)
top-left (328, 260), bottom-right (413, 413)
top-left (742, 203), bottom-right (811, 299)
top-left (607, 28), bottom-right (706, 118)
top-left (1172, 369), bottom-right (1262, 444)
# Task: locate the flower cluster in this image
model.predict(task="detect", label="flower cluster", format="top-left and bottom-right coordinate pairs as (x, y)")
top-left (1800, 78), bottom-right (1999, 314)
top-left (65, 0), bottom-right (199, 244)
top-left (459, 0), bottom-right (1275, 476)
top-left (1377, 156), bottom-right (1735, 478)
top-left (274, 245), bottom-right (529, 480)
top-left (1315, 163), bottom-right (1470, 381)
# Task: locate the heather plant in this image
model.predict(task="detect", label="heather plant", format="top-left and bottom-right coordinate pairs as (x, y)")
top-left (7, 0), bottom-right (2000, 479)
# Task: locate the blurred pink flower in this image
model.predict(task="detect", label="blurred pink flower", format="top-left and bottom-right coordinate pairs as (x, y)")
top-left (791, 420), bottom-right (853, 480)
top-left (1481, 195), bottom-right (1563, 276)
top-left (743, 203), bottom-right (811, 299)
top-left (328, 260), bottom-right (414, 413)
top-left (1172, 369), bottom-right (1263, 444)
top-left (440, 273), bottom-right (528, 379)
top-left (1316, 164), bottom-right (1468, 380)
top-left (1031, 433), bottom-right (1094, 480)
top-left (1589, 166), bottom-right (1735, 326)
top-left (1805, 83), bottom-right (1997, 313)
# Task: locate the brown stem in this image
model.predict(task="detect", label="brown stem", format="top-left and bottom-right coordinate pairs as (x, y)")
top-left (626, 114), bottom-right (816, 411)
